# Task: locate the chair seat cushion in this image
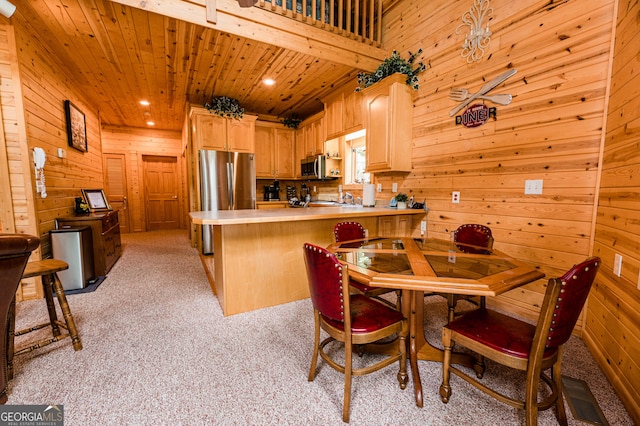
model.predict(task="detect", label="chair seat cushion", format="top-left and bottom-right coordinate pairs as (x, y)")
top-left (323, 294), bottom-right (404, 333)
top-left (446, 308), bottom-right (556, 358)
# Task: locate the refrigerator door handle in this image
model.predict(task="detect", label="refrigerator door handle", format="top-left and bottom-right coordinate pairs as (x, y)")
top-left (226, 162), bottom-right (234, 209)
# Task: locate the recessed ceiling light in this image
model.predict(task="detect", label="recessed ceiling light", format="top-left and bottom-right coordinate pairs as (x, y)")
top-left (263, 78), bottom-right (276, 86)
top-left (146, 121), bottom-right (155, 126)
top-left (140, 100), bottom-right (150, 106)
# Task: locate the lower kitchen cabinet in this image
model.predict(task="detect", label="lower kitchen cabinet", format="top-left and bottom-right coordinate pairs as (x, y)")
top-left (56, 210), bottom-right (122, 276)
top-left (378, 214), bottom-right (413, 237)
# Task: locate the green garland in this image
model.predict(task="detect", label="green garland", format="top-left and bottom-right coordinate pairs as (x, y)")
top-left (356, 49), bottom-right (426, 92)
top-left (204, 96), bottom-right (245, 119)
top-left (281, 114), bottom-right (302, 129)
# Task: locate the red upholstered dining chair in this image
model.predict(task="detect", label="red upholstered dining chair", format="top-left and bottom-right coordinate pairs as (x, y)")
top-left (0, 233), bottom-right (40, 404)
top-left (439, 257), bottom-right (600, 426)
top-left (333, 221), bottom-right (401, 311)
top-left (453, 223), bottom-right (494, 251)
top-left (303, 243), bottom-right (408, 423)
top-left (441, 224), bottom-right (494, 321)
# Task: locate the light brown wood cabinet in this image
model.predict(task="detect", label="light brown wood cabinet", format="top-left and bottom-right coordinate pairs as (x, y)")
top-left (378, 214), bottom-right (413, 237)
top-left (295, 112), bottom-right (325, 176)
top-left (323, 81), bottom-right (363, 139)
top-left (56, 210), bottom-right (122, 276)
top-left (361, 73), bottom-right (413, 172)
top-left (190, 107), bottom-right (257, 153)
top-left (324, 92), bottom-right (343, 139)
top-left (255, 121), bottom-right (295, 179)
top-left (343, 90), bottom-right (363, 133)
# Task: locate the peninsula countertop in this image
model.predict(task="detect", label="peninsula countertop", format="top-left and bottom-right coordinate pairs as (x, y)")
top-left (189, 206), bottom-right (425, 225)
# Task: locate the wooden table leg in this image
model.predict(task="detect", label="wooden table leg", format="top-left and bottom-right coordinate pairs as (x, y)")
top-left (408, 290), bottom-right (476, 407)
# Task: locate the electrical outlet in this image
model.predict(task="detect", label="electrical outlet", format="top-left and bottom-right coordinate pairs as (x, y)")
top-left (377, 183), bottom-right (382, 192)
top-left (57, 148), bottom-right (66, 158)
top-left (452, 191), bottom-right (460, 203)
top-left (448, 250), bottom-right (456, 263)
top-left (312, 185), bottom-right (316, 192)
top-left (420, 220), bottom-right (427, 236)
top-left (392, 182), bottom-right (398, 192)
top-left (613, 253), bottom-right (622, 277)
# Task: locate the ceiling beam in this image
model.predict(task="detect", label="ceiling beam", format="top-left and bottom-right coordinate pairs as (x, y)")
top-left (108, 0), bottom-right (386, 71)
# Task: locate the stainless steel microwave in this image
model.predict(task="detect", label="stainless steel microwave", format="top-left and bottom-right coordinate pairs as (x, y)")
top-left (300, 155), bottom-right (336, 180)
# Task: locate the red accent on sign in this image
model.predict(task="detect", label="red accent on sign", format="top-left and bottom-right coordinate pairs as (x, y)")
top-left (455, 104), bottom-right (497, 128)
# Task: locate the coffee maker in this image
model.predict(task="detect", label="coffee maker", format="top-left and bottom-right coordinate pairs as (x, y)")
top-left (263, 180), bottom-right (280, 201)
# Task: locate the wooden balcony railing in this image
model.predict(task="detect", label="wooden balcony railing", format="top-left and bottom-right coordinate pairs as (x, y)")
top-left (256, 0), bottom-right (383, 46)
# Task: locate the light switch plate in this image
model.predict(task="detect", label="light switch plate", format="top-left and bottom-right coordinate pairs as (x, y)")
top-left (392, 182), bottom-right (398, 192)
top-left (613, 253), bottom-right (622, 277)
top-left (525, 179), bottom-right (543, 194)
top-left (420, 220), bottom-right (426, 236)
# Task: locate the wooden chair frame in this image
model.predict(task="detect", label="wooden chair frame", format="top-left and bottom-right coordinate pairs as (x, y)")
top-left (439, 257), bottom-right (600, 425)
top-left (304, 243), bottom-right (408, 423)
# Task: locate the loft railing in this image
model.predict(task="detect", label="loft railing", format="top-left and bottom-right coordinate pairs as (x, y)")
top-left (255, 0), bottom-right (383, 46)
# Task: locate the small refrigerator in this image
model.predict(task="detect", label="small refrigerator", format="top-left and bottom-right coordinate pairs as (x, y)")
top-left (50, 226), bottom-right (95, 290)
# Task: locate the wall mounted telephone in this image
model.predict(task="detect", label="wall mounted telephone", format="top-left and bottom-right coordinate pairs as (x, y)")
top-left (33, 147), bottom-right (47, 198)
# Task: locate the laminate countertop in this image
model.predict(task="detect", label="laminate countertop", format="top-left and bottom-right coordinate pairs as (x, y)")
top-left (189, 206), bottom-right (425, 226)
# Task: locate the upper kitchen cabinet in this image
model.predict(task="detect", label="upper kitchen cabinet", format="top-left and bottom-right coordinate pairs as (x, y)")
top-left (361, 74), bottom-right (413, 173)
top-left (190, 107), bottom-right (257, 153)
top-left (255, 121), bottom-right (295, 179)
top-left (323, 82), bottom-right (362, 139)
top-left (295, 112), bottom-right (325, 176)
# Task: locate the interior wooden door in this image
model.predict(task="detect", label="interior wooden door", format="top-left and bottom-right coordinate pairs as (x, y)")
top-left (103, 153), bottom-right (130, 233)
top-left (143, 155), bottom-right (181, 231)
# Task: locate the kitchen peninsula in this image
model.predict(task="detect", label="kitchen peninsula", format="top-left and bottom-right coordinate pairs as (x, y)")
top-left (190, 207), bottom-right (426, 316)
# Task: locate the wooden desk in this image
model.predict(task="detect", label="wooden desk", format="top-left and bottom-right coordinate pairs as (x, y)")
top-left (56, 210), bottom-right (121, 276)
top-left (327, 237), bottom-right (545, 407)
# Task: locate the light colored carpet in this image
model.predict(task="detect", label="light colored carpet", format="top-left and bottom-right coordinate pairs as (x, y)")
top-left (7, 230), bottom-right (634, 425)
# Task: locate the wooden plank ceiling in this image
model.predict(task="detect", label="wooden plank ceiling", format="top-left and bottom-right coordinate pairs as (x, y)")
top-left (14, 0), bottom-right (375, 131)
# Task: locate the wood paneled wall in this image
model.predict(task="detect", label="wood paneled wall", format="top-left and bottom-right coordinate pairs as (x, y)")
top-left (588, 0), bottom-right (640, 420)
top-left (382, 0), bottom-right (612, 318)
top-left (382, 0), bottom-right (638, 422)
top-left (101, 125), bottom-right (187, 233)
top-left (1, 19), bottom-right (104, 300)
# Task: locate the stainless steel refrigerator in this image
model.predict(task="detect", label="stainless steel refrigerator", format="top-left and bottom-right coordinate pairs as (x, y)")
top-left (199, 149), bottom-right (256, 255)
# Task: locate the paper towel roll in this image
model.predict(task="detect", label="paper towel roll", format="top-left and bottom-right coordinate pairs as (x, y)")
top-left (363, 183), bottom-right (376, 207)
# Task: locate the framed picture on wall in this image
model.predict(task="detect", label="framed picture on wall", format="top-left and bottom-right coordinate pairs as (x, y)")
top-left (81, 189), bottom-right (111, 212)
top-left (64, 100), bottom-right (88, 152)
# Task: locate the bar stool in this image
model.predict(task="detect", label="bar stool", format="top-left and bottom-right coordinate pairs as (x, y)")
top-left (7, 259), bottom-right (83, 380)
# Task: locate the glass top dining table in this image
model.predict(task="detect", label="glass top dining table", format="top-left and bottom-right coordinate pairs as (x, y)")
top-left (327, 236), bottom-right (545, 407)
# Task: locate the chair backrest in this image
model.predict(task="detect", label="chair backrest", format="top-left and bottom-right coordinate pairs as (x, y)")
top-left (453, 224), bottom-right (494, 249)
top-left (0, 234), bottom-right (41, 302)
top-left (303, 243), bottom-right (348, 323)
top-left (0, 233), bottom-right (40, 403)
top-left (542, 256), bottom-right (600, 350)
top-left (333, 221), bottom-right (366, 242)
